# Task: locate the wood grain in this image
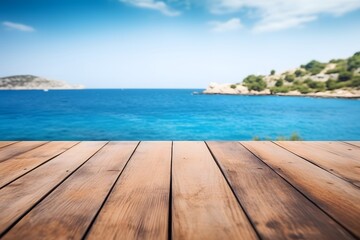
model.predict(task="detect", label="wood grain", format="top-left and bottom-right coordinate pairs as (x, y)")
top-left (275, 141), bottom-right (360, 187)
top-left (3, 142), bottom-right (138, 240)
top-left (0, 141), bottom-right (106, 236)
top-left (345, 141), bottom-right (360, 148)
top-left (172, 141), bottom-right (258, 240)
top-left (0, 141), bottom-right (47, 163)
top-left (0, 141), bottom-right (78, 188)
top-left (0, 142), bottom-right (17, 149)
top-left (207, 141), bottom-right (352, 240)
top-left (242, 141), bottom-right (360, 238)
top-left (87, 141), bottom-right (172, 240)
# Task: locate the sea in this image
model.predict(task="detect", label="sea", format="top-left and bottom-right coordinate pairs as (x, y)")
top-left (0, 89), bottom-right (359, 140)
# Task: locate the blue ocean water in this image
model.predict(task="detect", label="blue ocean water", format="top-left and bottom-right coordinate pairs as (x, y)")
top-left (0, 89), bottom-right (359, 140)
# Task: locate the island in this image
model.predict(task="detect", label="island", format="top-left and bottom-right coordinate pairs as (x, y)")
top-left (0, 75), bottom-right (84, 90)
top-left (204, 52), bottom-right (360, 98)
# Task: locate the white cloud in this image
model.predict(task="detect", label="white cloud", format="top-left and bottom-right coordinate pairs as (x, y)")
top-left (2, 21), bottom-right (35, 32)
top-left (209, 18), bottom-right (243, 32)
top-left (208, 0), bottom-right (360, 32)
top-left (120, 0), bottom-right (181, 16)
top-left (254, 15), bottom-right (317, 32)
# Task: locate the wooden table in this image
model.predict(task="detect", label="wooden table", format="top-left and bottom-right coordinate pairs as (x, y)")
top-left (0, 141), bottom-right (359, 239)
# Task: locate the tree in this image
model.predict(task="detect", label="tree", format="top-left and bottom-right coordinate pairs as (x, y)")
top-left (270, 70), bottom-right (275, 75)
top-left (347, 52), bottom-right (360, 71)
top-left (275, 79), bottom-right (283, 87)
top-left (285, 74), bottom-right (295, 82)
top-left (350, 76), bottom-right (360, 88)
top-left (303, 60), bottom-right (326, 75)
top-left (326, 79), bottom-right (338, 90)
top-left (242, 75), bottom-right (267, 91)
top-left (338, 71), bottom-right (353, 82)
top-left (294, 69), bottom-right (305, 77)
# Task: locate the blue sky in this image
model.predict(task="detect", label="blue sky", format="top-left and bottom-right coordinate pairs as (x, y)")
top-left (1, 0), bottom-right (360, 88)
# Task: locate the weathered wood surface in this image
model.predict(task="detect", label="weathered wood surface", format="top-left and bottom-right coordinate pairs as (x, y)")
top-left (345, 141), bottom-right (360, 148)
top-left (242, 141), bottom-right (360, 238)
top-left (0, 141), bottom-right (359, 239)
top-left (0, 141), bottom-right (47, 163)
top-left (0, 141), bottom-right (17, 149)
top-left (0, 141), bottom-right (106, 236)
top-left (0, 141), bottom-right (78, 188)
top-left (207, 141), bottom-right (351, 240)
top-left (275, 141), bottom-right (360, 187)
top-left (88, 142), bottom-right (172, 240)
top-left (3, 142), bottom-right (138, 240)
top-left (172, 141), bottom-right (257, 240)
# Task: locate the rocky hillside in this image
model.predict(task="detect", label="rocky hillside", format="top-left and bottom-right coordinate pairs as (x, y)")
top-left (204, 52), bottom-right (360, 98)
top-left (0, 75), bottom-right (84, 90)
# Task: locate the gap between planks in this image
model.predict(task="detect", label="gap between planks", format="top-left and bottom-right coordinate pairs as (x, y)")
top-left (0, 141), bottom-right (359, 240)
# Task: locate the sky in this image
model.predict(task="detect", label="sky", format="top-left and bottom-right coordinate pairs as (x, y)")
top-left (1, 0), bottom-right (360, 88)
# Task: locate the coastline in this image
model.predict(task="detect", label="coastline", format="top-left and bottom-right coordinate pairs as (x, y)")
top-left (0, 88), bottom-right (84, 90)
top-left (202, 83), bottom-right (360, 99)
top-left (202, 92), bottom-right (360, 99)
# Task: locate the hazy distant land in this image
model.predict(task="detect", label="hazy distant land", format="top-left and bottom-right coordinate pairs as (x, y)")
top-left (0, 75), bottom-right (84, 90)
top-left (204, 52), bottom-right (360, 98)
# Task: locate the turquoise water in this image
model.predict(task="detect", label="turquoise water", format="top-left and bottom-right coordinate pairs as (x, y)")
top-left (0, 89), bottom-right (359, 140)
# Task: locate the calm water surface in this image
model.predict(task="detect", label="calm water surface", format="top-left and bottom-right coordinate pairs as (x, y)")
top-left (0, 89), bottom-right (359, 140)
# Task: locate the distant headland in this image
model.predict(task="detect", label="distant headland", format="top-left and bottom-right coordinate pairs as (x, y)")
top-left (204, 52), bottom-right (360, 98)
top-left (0, 75), bottom-right (84, 90)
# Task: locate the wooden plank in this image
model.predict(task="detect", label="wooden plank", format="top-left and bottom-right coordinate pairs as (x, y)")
top-left (275, 141), bottom-right (360, 187)
top-left (0, 142), bottom-right (17, 149)
top-left (282, 141), bottom-right (360, 162)
top-left (0, 141), bottom-right (47, 163)
top-left (87, 141), bottom-right (172, 240)
top-left (0, 141), bottom-right (79, 188)
top-left (3, 142), bottom-right (138, 240)
top-left (0, 141), bottom-right (106, 236)
top-left (242, 141), bottom-right (360, 238)
top-left (172, 141), bottom-right (258, 240)
top-left (345, 141), bottom-right (360, 148)
top-left (207, 142), bottom-right (352, 240)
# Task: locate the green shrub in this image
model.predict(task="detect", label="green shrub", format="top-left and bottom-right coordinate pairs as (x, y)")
top-left (327, 60), bottom-right (348, 74)
top-left (303, 78), bottom-right (312, 84)
top-left (230, 84), bottom-right (237, 89)
top-left (289, 132), bottom-right (302, 141)
top-left (294, 85), bottom-right (312, 94)
top-left (271, 86), bottom-right (290, 93)
top-left (326, 79), bottom-right (338, 90)
top-left (303, 60), bottom-right (326, 75)
top-left (350, 75), bottom-right (360, 88)
top-left (275, 79), bottom-right (283, 87)
top-left (270, 70), bottom-right (275, 75)
top-left (293, 80), bottom-right (302, 85)
top-left (253, 132), bottom-right (302, 141)
top-left (242, 75), bottom-right (267, 91)
top-left (338, 71), bottom-right (353, 82)
top-left (306, 80), bottom-right (326, 92)
top-left (294, 69), bottom-right (305, 77)
top-left (330, 59), bottom-right (343, 64)
top-left (253, 136), bottom-right (260, 141)
top-left (347, 52), bottom-right (360, 71)
top-left (326, 79), bottom-right (350, 90)
top-left (285, 74), bottom-right (295, 82)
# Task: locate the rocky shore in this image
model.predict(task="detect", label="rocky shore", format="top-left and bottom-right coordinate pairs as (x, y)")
top-left (203, 52), bottom-right (360, 99)
top-left (203, 82), bottom-right (360, 98)
top-left (0, 75), bottom-right (84, 90)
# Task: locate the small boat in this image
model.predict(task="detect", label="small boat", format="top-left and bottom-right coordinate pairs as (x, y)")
top-left (43, 89), bottom-right (49, 92)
